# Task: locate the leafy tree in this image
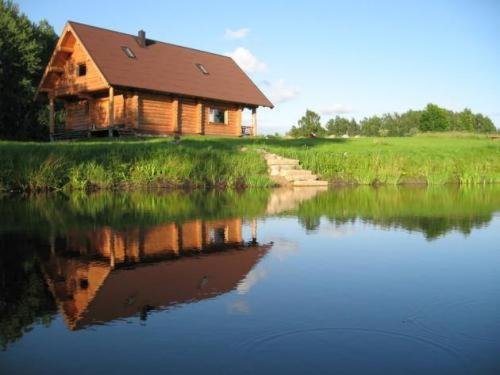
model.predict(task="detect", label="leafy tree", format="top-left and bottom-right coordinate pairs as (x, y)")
top-left (288, 110), bottom-right (325, 137)
top-left (400, 110), bottom-right (422, 135)
top-left (326, 116), bottom-right (347, 136)
top-left (454, 108), bottom-right (474, 132)
top-left (0, 0), bottom-right (58, 139)
top-left (0, 233), bottom-right (56, 350)
top-left (360, 116), bottom-right (383, 136)
top-left (419, 103), bottom-right (450, 132)
top-left (473, 113), bottom-right (496, 133)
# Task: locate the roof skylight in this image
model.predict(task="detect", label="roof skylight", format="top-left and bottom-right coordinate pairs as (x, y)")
top-left (121, 46), bottom-right (136, 59)
top-left (196, 63), bottom-right (209, 75)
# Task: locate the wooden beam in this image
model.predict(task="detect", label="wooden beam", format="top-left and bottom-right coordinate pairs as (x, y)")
top-left (196, 101), bottom-right (204, 134)
top-left (110, 231), bottom-right (116, 269)
top-left (77, 93), bottom-right (93, 100)
top-left (135, 94), bottom-right (141, 129)
top-left (172, 98), bottom-right (179, 133)
top-left (252, 108), bottom-right (257, 136)
top-left (49, 95), bottom-right (55, 141)
top-left (236, 107), bottom-right (242, 136)
top-left (49, 66), bottom-right (64, 74)
top-left (87, 98), bottom-right (93, 133)
top-left (251, 218), bottom-right (257, 243)
top-left (108, 86), bottom-right (114, 137)
top-left (57, 46), bottom-right (73, 53)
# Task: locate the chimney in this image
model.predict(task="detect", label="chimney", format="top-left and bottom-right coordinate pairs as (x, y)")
top-left (137, 29), bottom-right (146, 47)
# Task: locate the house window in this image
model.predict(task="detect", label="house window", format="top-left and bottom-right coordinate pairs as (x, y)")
top-left (196, 63), bottom-right (209, 75)
top-left (209, 108), bottom-right (226, 124)
top-left (77, 63), bottom-right (86, 76)
top-left (209, 227), bottom-right (227, 245)
top-left (122, 46), bottom-right (136, 58)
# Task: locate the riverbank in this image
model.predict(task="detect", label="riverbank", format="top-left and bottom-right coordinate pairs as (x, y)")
top-left (0, 138), bottom-right (272, 192)
top-left (0, 134), bottom-right (499, 191)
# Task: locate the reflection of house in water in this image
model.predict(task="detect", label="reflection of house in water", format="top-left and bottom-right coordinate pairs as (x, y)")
top-left (43, 218), bottom-right (270, 330)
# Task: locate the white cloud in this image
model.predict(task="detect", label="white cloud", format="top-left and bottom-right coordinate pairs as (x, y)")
top-left (237, 267), bottom-right (268, 294)
top-left (224, 28), bottom-right (250, 40)
top-left (227, 300), bottom-right (251, 314)
top-left (318, 224), bottom-right (356, 238)
top-left (261, 79), bottom-right (300, 104)
top-left (271, 239), bottom-right (299, 260)
top-left (320, 104), bottom-right (355, 115)
top-left (225, 47), bottom-right (267, 74)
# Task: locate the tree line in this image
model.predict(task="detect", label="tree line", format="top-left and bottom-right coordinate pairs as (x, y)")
top-left (288, 104), bottom-right (497, 138)
top-left (0, 0), bottom-right (58, 140)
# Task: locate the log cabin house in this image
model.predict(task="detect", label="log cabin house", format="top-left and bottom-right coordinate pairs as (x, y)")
top-left (36, 21), bottom-right (273, 140)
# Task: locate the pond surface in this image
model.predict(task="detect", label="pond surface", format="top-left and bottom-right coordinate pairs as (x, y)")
top-left (1, 186), bottom-right (499, 374)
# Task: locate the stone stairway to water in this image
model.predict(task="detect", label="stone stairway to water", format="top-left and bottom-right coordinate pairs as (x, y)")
top-left (264, 152), bottom-right (329, 187)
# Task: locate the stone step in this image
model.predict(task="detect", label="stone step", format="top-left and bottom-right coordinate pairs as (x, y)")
top-left (293, 179), bottom-right (329, 187)
top-left (283, 174), bottom-right (318, 182)
top-left (281, 169), bottom-right (314, 177)
top-left (269, 165), bottom-right (299, 176)
top-left (263, 151), bottom-right (327, 188)
top-left (266, 159), bottom-right (299, 166)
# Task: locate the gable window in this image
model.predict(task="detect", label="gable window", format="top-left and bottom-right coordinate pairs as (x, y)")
top-left (122, 46), bottom-right (136, 59)
top-left (77, 63), bottom-right (87, 77)
top-left (196, 63), bottom-right (209, 75)
top-left (209, 108), bottom-right (226, 124)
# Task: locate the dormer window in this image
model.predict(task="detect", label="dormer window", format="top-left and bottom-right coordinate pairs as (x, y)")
top-left (122, 46), bottom-right (136, 59)
top-left (196, 63), bottom-right (209, 75)
top-left (77, 63), bottom-right (86, 76)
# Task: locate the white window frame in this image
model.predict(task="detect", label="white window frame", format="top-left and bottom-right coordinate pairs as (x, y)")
top-left (209, 108), bottom-right (228, 124)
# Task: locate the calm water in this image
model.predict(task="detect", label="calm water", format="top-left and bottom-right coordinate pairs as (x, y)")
top-left (1, 186), bottom-right (499, 374)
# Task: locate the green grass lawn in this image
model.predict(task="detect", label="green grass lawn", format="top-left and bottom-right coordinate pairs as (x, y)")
top-left (0, 134), bottom-right (499, 191)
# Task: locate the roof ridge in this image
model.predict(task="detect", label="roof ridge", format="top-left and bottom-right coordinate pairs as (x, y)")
top-left (67, 20), bottom-right (233, 60)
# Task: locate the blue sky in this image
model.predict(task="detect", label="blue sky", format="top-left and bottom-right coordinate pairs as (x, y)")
top-left (20, 0), bottom-right (500, 133)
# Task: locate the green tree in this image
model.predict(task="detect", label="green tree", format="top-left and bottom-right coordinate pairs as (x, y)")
top-left (0, 0), bottom-right (58, 139)
top-left (419, 103), bottom-right (450, 132)
top-left (454, 108), bottom-right (474, 132)
top-left (473, 113), bottom-right (496, 133)
top-left (399, 110), bottom-right (422, 136)
top-left (288, 110), bottom-right (325, 137)
top-left (326, 116), bottom-right (347, 136)
top-left (360, 116), bottom-right (383, 136)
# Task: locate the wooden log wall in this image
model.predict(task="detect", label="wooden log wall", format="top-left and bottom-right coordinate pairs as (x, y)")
top-left (137, 93), bottom-right (174, 134)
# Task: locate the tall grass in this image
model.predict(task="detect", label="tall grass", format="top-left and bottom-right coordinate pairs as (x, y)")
top-left (259, 136), bottom-right (500, 185)
top-left (0, 137), bottom-right (272, 191)
top-left (0, 134), bottom-right (499, 191)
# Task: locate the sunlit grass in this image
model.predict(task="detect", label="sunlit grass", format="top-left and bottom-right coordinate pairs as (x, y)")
top-left (258, 136), bottom-right (500, 185)
top-left (0, 136), bottom-right (272, 191)
top-left (0, 134), bottom-right (499, 191)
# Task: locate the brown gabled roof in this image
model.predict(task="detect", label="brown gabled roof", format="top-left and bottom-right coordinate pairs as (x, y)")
top-left (68, 21), bottom-right (273, 108)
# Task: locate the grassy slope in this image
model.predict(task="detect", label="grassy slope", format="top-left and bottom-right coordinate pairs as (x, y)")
top-left (261, 135), bottom-right (500, 184)
top-left (0, 137), bottom-right (271, 191)
top-left (0, 134), bottom-right (498, 191)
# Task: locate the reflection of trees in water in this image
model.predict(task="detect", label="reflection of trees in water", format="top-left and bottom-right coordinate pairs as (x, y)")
top-left (295, 186), bottom-right (500, 240)
top-left (366, 215), bottom-right (492, 240)
top-left (0, 234), bottom-right (57, 350)
top-left (0, 189), bottom-right (270, 235)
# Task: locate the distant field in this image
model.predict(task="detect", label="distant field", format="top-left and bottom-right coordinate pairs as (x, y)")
top-left (0, 134), bottom-right (499, 191)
